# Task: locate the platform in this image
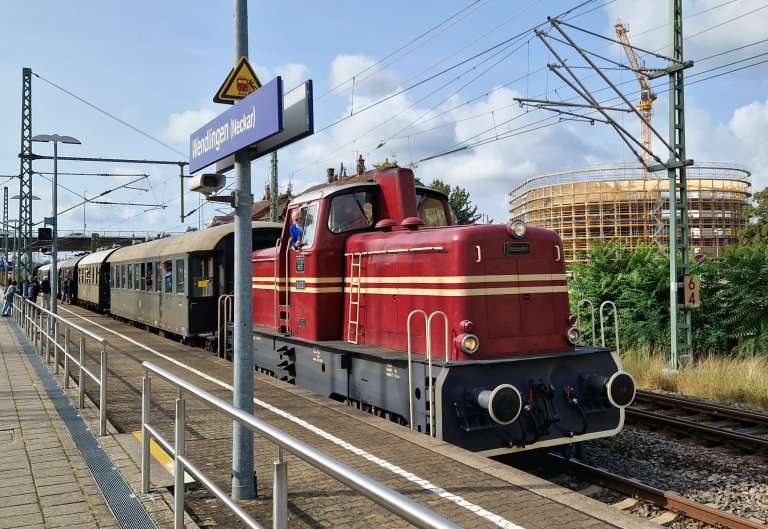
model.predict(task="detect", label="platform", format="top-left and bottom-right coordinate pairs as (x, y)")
top-left (1, 307), bottom-right (659, 529)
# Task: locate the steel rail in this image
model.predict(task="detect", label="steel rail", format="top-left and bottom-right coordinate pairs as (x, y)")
top-left (634, 390), bottom-right (768, 425)
top-left (549, 454), bottom-right (768, 529)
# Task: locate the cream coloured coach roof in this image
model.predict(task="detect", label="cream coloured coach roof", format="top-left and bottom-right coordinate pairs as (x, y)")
top-left (107, 221), bottom-right (280, 263)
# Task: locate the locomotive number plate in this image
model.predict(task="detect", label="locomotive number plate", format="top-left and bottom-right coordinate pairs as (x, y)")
top-left (295, 256), bottom-right (305, 272)
top-left (296, 280), bottom-right (306, 290)
top-left (504, 242), bottom-right (531, 255)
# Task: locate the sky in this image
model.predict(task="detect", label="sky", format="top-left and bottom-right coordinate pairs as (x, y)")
top-left (1, 0), bottom-right (766, 246)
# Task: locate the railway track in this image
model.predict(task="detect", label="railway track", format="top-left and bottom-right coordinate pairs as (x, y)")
top-left (627, 390), bottom-right (768, 452)
top-left (547, 454), bottom-right (768, 529)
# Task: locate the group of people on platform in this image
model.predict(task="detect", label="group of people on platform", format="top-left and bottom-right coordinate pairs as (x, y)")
top-left (0, 271), bottom-right (73, 316)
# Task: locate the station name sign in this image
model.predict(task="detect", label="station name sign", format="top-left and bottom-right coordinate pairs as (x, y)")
top-left (189, 76), bottom-right (283, 173)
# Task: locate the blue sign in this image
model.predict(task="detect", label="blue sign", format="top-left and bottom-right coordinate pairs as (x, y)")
top-left (189, 76), bottom-right (283, 173)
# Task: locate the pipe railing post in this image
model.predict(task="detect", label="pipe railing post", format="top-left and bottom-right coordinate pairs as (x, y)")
top-left (63, 326), bottom-right (70, 387)
top-left (79, 335), bottom-right (85, 409)
top-left (174, 397), bottom-right (186, 529)
top-left (273, 446), bottom-right (288, 529)
top-left (142, 375), bottom-right (151, 494)
top-left (99, 345), bottom-right (107, 436)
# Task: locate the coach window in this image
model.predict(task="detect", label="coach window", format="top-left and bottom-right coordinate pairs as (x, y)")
top-left (128, 263), bottom-right (134, 289)
top-left (144, 262), bottom-right (154, 290)
top-left (175, 259), bottom-right (185, 294)
top-left (329, 191), bottom-right (374, 234)
top-left (155, 261), bottom-right (162, 292)
top-left (160, 260), bottom-right (173, 293)
top-left (191, 257), bottom-right (213, 297)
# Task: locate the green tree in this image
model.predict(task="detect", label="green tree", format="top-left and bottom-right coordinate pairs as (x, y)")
top-left (372, 155), bottom-right (399, 170)
top-left (695, 245), bottom-right (768, 355)
top-left (739, 188), bottom-right (768, 245)
top-left (426, 179), bottom-right (481, 225)
top-left (569, 242), bottom-right (670, 350)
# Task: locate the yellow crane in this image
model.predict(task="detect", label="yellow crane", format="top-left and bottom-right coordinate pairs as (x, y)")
top-left (614, 19), bottom-right (657, 171)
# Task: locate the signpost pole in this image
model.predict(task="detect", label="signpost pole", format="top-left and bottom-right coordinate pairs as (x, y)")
top-left (231, 0), bottom-right (256, 501)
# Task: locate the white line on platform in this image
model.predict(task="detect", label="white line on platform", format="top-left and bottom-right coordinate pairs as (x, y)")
top-left (65, 309), bottom-right (525, 529)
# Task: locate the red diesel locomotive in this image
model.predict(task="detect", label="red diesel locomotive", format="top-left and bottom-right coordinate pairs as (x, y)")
top-left (250, 167), bottom-right (635, 456)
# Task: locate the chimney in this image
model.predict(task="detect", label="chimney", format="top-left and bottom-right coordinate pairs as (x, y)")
top-left (326, 168), bottom-right (335, 183)
top-left (356, 154), bottom-right (365, 175)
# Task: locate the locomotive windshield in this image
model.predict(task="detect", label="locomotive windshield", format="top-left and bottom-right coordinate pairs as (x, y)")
top-left (329, 191), bottom-right (374, 233)
top-left (416, 191), bottom-right (450, 227)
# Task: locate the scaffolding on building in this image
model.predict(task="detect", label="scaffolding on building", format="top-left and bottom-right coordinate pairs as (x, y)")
top-left (508, 163), bottom-right (751, 262)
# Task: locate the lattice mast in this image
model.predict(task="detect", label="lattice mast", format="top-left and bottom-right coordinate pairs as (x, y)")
top-left (615, 20), bottom-right (657, 171)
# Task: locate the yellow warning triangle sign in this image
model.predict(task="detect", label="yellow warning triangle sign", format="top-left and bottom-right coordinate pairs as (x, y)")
top-left (214, 56), bottom-right (262, 104)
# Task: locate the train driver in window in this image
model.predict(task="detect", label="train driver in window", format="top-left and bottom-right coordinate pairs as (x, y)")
top-left (289, 209), bottom-right (305, 250)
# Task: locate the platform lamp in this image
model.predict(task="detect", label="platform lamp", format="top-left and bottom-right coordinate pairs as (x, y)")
top-left (31, 134), bottom-right (81, 317)
top-left (11, 194), bottom-right (40, 285)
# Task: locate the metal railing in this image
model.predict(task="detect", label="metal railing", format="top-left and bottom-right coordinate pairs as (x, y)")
top-left (15, 295), bottom-right (109, 435)
top-left (406, 310), bottom-right (449, 436)
top-left (140, 361), bottom-right (462, 529)
top-left (216, 294), bottom-right (234, 359)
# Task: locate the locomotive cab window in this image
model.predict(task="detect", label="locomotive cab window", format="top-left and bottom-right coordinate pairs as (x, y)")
top-left (292, 203), bottom-right (318, 249)
top-left (329, 191), bottom-right (374, 234)
top-left (416, 192), bottom-right (450, 227)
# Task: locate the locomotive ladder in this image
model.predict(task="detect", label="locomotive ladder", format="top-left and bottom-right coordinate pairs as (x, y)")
top-left (346, 252), bottom-right (363, 344)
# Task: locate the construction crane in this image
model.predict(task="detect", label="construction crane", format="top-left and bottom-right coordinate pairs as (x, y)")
top-left (615, 19), bottom-right (657, 171)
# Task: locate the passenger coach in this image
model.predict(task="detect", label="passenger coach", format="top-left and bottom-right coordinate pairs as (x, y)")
top-left (108, 221), bottom-right (280, 341)
top-left (77, 248), bottom-right (119, 312)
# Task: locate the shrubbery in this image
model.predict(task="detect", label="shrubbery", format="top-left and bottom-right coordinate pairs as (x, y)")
top-left (568, 242), bottom-right (768, 357)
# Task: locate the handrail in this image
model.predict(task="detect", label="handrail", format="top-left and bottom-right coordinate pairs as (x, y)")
top-left (141, 361), bottom-right (462, 529)
top-left (577, 299), bottom-right (596, 346)
top-left (216, 294), bottom-right (234, 359)
top-left (16, 297), bottom-right (109, 435)
top-left (599, 300), bottom-right (620, 355)
top-left (406, 310), bottom-right (449, 436)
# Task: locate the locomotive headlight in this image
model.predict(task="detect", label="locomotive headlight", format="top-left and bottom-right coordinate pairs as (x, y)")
top-left (460, 320), bottom-right (474, 332)
top-left (506, 220), bottom-right (527, 239)
top-left (455, 333), bottom-right (480, 355)
top-left (566, 326), bottom-right (581, 345)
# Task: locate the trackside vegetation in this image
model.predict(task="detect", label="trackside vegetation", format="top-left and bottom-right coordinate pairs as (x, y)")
top-left (568, 242), bottom-right (768, 409)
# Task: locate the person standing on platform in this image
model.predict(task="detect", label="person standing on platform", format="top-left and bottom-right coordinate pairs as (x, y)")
top-left (62, 272), bottom-right (71, 303)
top-left (27, 274), bottom-right (39, 303)
top-left (40, 275), bottom-right (51, 306)
top-left (2, 280), bottom-right (17, 316)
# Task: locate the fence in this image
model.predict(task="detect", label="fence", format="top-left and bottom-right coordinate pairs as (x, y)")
top-left (141, 360), bottom-right (462, 529)
top-left (14, 295), bottom-right (109, 435)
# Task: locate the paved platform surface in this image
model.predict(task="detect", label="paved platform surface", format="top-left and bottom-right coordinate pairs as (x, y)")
top-left (1, 306), bottom-right (661, 529)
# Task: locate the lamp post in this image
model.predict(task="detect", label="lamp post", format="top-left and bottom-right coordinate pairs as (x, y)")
top-left (83, 190), bottom-right (88, 234)
top-left (31, 134), bottom-right (81, 316)
top-left (11, 194), bottom-right (40, 286)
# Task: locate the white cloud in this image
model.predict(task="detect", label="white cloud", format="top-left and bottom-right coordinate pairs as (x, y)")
top-left (329, 54), bottom-right (402, 100)
top-left (159, 107), bottom-right (217, 143)
top-left (256, 62), bottom-right (309, 91)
